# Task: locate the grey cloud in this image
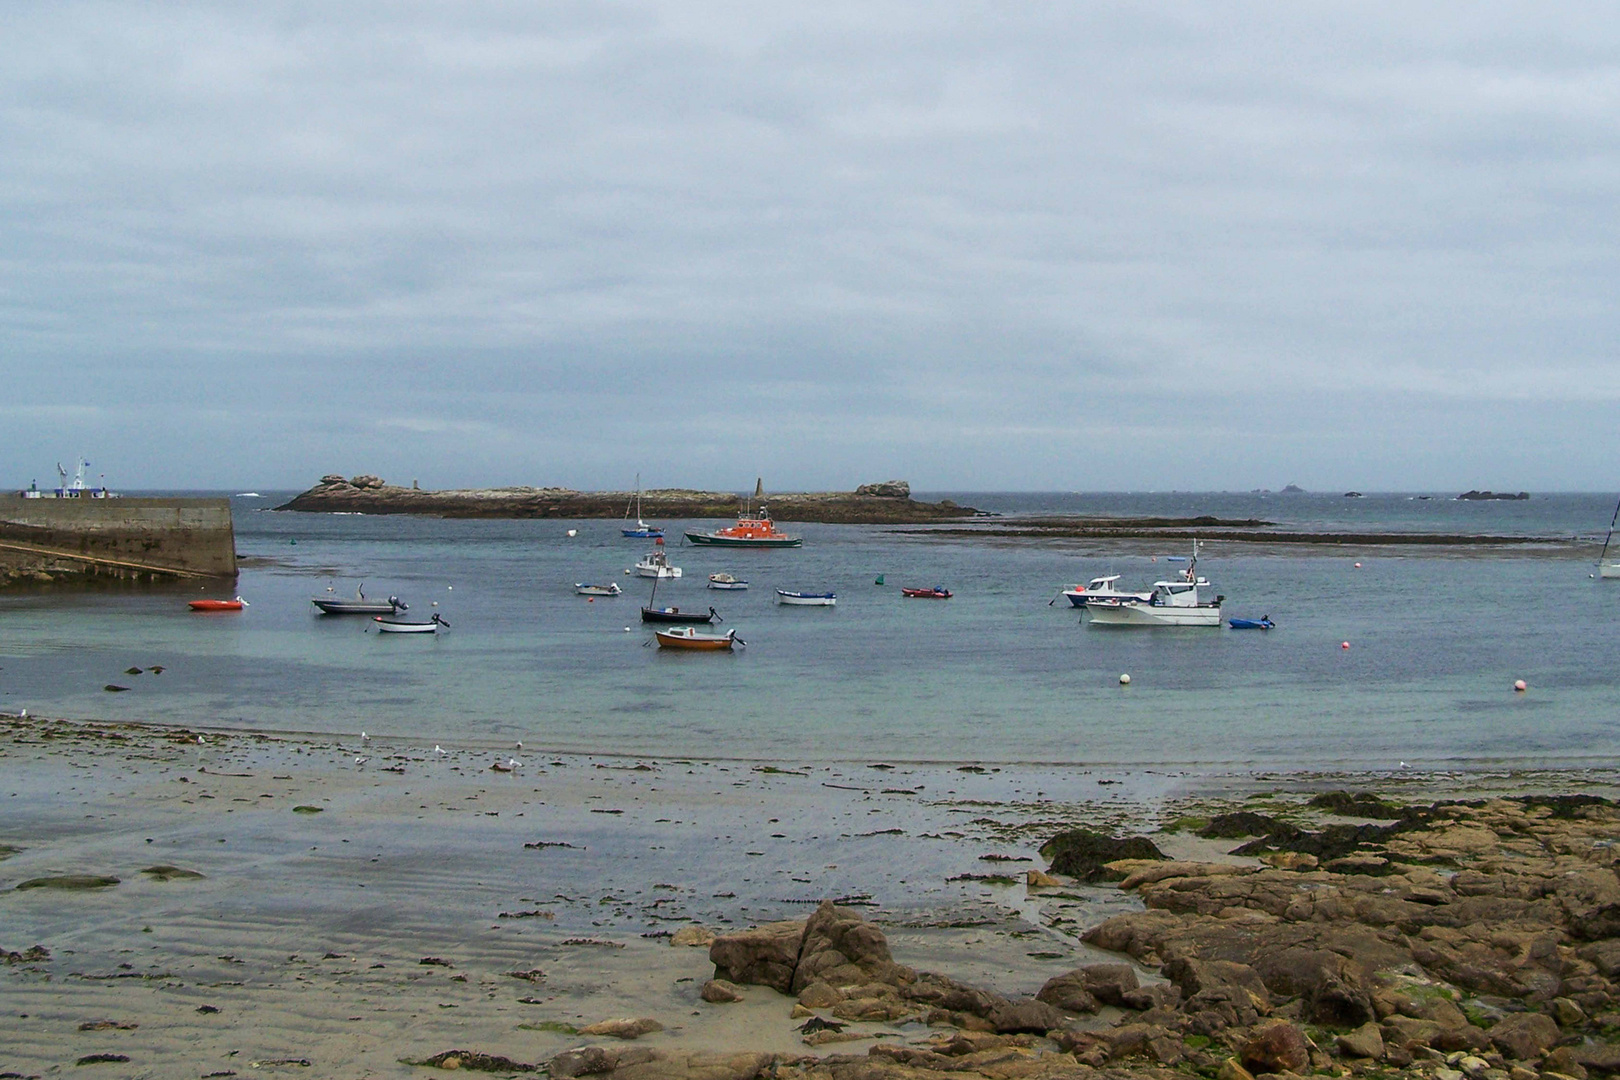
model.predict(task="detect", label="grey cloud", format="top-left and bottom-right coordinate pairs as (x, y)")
top-left (2, 2), bottom-right (1617, 490)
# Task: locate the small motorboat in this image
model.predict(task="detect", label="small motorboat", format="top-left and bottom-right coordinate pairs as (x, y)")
top-left (1228, 617), bottom-right (1275, 630)
top-left (901, 586), bottom-right (952, 599)
top-left (575, 583), bottom-right (623, 597)
top-left (776, 589), bottom-right (836, 606)
top-left (707, 573), bottom-right (749, 591)
top-left (189, 596), bottom-right (248, 612)
top-left (312, 585), bottom-right (405, 615)
top-left (641, 605), bottom-right (719, 624)
top-left (655, 627), bottom-right (741, 651)
top-left (1059, 575), bottom-right (1153, 608)
top-left (634, 540), bottom-right (681, 579)
top-left (373, 613), bottom-right (449, 634)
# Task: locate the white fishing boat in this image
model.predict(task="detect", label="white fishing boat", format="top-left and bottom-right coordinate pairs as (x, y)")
top-left (373, 613), bottom-right (449, 634)
top-left (634, 541), bottom-right (681, 579)
top-left (1087, 542), bottom-right (1223, 627)
top-left (575, 582), bottom-right (623, 596)
top-left (707, 573), bottom-right (749, 591)
top-left (776, 589), bottom-right (836, 606)
top-left (1059, 575), bottom-right (1153, 608)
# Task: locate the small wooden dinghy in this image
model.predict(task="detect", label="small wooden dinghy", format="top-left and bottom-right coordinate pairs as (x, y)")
top-left (776, 589), bottom-right (836, 606)
top-left (707, 573), bottom-right (749, 590)
top-left (654, 627), bottom-right (740, 651)
top-left (373, 613), bottom-right (449, 634)
top-left (901, 586), bottom-right (952, 599)
top-left (575, 583), bottom-right (623, 596)
top-left (189, 596), bottom-right (248, 612)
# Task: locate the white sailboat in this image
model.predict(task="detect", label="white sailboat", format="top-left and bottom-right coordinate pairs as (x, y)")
top-left (622, 473), bottom-right (663, 538)
top-left (1598, 495), bottom-right (1620, 578)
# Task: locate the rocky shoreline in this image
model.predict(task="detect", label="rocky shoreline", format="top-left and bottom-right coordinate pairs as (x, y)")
top-left (274, 475), bottom-right (982, 523)
top-left (511, 793), bottom-right (1620, 1080)
top-left (5, 713), bottom-right (1620, 1079)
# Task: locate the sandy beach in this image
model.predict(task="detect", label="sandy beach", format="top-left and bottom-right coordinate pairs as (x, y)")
top-left (5, 713), bottom-right (1619, 1078)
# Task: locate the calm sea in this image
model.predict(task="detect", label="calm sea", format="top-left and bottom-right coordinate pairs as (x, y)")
top-left (3, 491), bottom-right (1618, 772)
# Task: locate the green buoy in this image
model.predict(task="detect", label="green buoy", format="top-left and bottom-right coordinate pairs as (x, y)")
top-left (875, 574), bottom-right (885, 585)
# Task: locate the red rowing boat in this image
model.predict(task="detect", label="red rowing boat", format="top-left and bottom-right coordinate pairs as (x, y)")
top-left (189, 596), bottom-right (248, 612)
top-left (901, 587), bottom-right (952, 599)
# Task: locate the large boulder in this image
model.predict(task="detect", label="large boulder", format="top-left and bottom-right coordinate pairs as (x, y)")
top-left (708, 920), bottom-right (805, 994)
top-left (988, 998), bottom-right (1068, 1034)
top-left (904, 971), bottom-right (1004, 1017)
top-left (791, 900), bottom-right (895, 993)
top-left (1489, 1011), bottom-right (1561, 1060)
top-left (1036, 971), bottom-right (1100, 1014)
top-left (855, 481), bottom-right (910, 498)
top-left (1078, 963), bottom-right (1141, 1006)
top-left (1040, 830), bottom-right (1165, 882)
top-left (1251, 947), bottom-right (1374, 1027)
top-left (349, 474), bottom-right (385, 489)
top-left (1240, 1021), bottom-right (1311, 1075)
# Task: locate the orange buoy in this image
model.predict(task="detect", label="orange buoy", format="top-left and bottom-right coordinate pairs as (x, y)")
top-left (1341, 641), bottom-right (1350, 650)
top-left (1514, 679), bottom-right (1527, 692)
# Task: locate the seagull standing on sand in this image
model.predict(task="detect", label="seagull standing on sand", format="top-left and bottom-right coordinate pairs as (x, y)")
top-left (434, 745), bottom-right (447, 756)
top-left (355, 756), bottom-right (368, 766)
top-left (360, 731), bottom-right (369, 742)
top-left (508, 758), bottom-right (522, 769)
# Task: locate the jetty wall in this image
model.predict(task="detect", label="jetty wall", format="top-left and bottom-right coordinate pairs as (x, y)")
top-left (0, 496), bottom-right (237, 584)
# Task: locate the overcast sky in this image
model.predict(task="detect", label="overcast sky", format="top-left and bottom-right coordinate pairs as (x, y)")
top-left (3, 2), bottom-right (1617, 492)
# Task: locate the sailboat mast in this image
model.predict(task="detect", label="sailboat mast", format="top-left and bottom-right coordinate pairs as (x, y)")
top-left (1598, 495), bottom-right (1620, 571)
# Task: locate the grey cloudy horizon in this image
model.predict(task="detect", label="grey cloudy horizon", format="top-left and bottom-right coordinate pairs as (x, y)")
top-left (3, 2), bottom-right (1618, 492)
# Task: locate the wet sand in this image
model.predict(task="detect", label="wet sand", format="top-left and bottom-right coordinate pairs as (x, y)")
top-left (4, 713), bottom-right (1616, 1077)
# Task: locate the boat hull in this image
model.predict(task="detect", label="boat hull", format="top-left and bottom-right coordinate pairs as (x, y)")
top-left (685, 532), bottom-right (802, 548)
top-left (189, 599), bottom-right (244, 612)
top-left (707, 580), bottom-right (748, 590)
top-left (641, 606), bottom-right (719, 624)
top-left (1063, 589), bottom-right (1153, 607)
top-left (373, 618), bottom-right (441, 633)
top-left (1088, 603), bottom-right (1221, 627)
top-left (634, 566), bottom-right (682, 579)
top-left (575, 584), bottom-right (622, 596)
top-left (655, 628), bottom-right (736, 651)
top-left (776, 591), bottom-right (836, 606)
top-left (313, 598), bottom-right (403, 614)
top-left (901, 588), bottom-right (951, 599)
top-left (622, 529), bottom-right (664, 539)
top-left (1602, 563), bottom-right (1620, 580)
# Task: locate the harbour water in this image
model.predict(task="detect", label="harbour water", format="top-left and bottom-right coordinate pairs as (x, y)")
top-left (2, 491), bottom-right (1617, 773)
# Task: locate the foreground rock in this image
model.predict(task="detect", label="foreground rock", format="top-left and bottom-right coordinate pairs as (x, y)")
top-left (670, 794), bottom-right (1620, 1080)
top-left (276, 476), bottom-right (979, 523)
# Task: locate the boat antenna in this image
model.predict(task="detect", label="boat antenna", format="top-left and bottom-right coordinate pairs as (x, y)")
top-left (1598, 495), bottom-right (1620, 572)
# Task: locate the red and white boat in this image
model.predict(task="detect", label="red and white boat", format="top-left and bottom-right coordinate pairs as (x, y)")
top-left (901, 586), bottom-right (952, 599)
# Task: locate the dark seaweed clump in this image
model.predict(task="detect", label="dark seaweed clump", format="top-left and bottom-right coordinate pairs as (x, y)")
top-left (1039, 830), bottom-right (1165, 881)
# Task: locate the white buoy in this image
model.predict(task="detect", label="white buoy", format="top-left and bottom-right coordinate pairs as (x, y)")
top-left (1353, 562), bottom-right (1362, 568)
top-left (1514, 679), bottom-right (1527, 692)
top-left (567, 529), bottom-right (577, 537)
top-left (1119, 673), bottom-right (1131, 685)
top-left (624, 626), bottom-right (632, 632)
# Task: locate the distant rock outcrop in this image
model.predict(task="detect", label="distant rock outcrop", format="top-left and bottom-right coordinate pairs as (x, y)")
top-left (1457, 490), bottom-right (1530, 501)
top-left (277, 476), bottom-right (976, 523)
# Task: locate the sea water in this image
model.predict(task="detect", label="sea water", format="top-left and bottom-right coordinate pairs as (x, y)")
top-left (2, 491), bottom-right (1618, 773)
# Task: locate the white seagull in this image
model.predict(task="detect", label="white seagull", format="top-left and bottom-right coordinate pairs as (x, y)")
top-left (433, 745), bottom-right (448, 756)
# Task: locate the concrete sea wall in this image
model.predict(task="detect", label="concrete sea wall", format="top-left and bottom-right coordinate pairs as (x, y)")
top-left (0, 496), bottom-right (237, 584)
